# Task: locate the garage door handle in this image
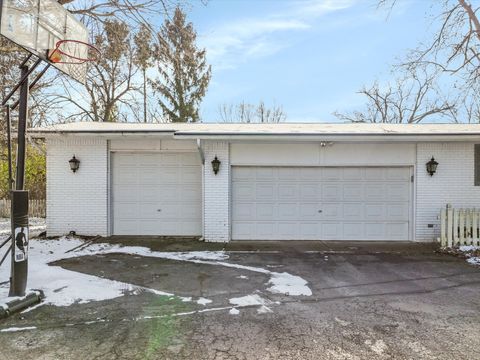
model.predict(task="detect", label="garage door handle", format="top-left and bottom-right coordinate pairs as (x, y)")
top-left (318, 210), bottom-right (322, 213)
top-left (157, 209), bottom-right (162, 212)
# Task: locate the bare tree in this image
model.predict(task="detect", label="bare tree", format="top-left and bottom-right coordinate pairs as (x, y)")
top-left (334, 68), bottom-right (454, 123)
top-left (58, 0), bottom-right (181, 28)
top-left (375, 0), bottom-right (480, 122)
top-left (55, 20), bottom-right (142, 122)
top-left (219, 101), bottom-right (286, 123)
top-left (134, 24), bottom-right (155, 123)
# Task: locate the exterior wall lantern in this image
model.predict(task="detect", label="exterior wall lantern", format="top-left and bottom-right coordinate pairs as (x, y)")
top-left (211, 156), bottom-right (221, 175)
top-left (426, 157), bottom-right (438, 176)
top-left (69, 155), bottom-right (80, 173)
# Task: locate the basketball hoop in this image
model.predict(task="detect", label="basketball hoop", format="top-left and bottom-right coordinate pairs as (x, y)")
top-left (48, 40), bottom-right (100, 64)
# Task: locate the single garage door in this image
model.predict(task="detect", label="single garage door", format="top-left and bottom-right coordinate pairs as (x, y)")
top-left (232, 167), bottom-right (412, 241)
top-left (112, 152), bottom-right (202, 236)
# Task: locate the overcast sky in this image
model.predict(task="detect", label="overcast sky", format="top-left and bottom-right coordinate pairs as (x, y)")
top-left (186, 0), bottom-right (439, 123)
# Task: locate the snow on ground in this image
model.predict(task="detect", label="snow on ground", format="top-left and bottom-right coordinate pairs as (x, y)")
top-left (0, 237), bottom-right (312, 316)
top-left (452, 245), bottom-right (480, 266)
top-left (0, 326), bottom-right (37, 332)
top-left (0, 217), bottom-right (46, 236)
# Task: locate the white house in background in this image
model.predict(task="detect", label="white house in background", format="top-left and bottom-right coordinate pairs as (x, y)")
top-left (30, 122), bottom-right (480, 242)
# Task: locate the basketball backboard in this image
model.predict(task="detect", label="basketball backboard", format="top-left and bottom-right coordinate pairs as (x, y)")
top-left (0, 0), bottom-right (90, 83)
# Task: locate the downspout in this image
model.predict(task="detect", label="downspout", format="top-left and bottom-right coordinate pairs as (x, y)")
top-left (197, 139), bottom-right (205, 241)
top-left (196, 139), bottom-right (205, 164)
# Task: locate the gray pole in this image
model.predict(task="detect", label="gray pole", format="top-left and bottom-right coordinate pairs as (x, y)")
top-left (9, 64), bottom-right (29, 297)
top-left (16, 64), bottom-right (29, 190)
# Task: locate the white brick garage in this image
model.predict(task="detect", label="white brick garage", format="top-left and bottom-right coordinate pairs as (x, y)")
top-left (111, 152), bottom-right (202, 236)
top-left (35, 122), bottom-right (480, 242)
top-left (232, 166), bottom-right (412, 241)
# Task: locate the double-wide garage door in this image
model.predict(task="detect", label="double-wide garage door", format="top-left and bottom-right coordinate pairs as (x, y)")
top-left (112, 152), bottom-right (202, 236)
top-left (232, 167), bottom-right (411, 241)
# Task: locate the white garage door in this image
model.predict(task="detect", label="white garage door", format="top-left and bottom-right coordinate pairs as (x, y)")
top-left (232, 167), bottom-right (412, 241)
top-left (112, 152), bottom-right (202, 236)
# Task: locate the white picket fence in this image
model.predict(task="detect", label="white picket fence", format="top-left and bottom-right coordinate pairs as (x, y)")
top-left (440, 204), bottom-right (480, 248)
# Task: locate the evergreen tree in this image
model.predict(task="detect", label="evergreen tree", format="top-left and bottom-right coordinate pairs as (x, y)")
top-left (152, 7), bottom-right (211, 123)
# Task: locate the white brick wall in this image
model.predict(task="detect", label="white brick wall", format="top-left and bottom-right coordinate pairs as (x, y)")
top-left (202, 141), bottom-right (230, 242)
top-left (46, 137), bottom-right (108, 236)
top-left (416, 142), bottom-right (480, 241)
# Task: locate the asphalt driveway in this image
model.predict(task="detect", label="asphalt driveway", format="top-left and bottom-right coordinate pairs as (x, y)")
top-left (1, 239), bottom-right (480, 359)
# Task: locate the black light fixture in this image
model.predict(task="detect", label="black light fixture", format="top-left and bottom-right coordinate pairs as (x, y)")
top-left (426, 156), bottom-right (438, 176)
top-left (211, 156), bottom-right (221, 175)
top-left (69, 155), bottom-right (80, 173)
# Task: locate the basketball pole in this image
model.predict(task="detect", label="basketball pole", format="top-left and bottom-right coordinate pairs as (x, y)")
top-left (1, 56), bottom-right (51, 297)
top-left (9, 63), bottom-right (30, 297)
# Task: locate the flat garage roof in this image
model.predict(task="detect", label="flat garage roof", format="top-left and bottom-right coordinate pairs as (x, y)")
top-left (28, 122), bottom-right (480, 142)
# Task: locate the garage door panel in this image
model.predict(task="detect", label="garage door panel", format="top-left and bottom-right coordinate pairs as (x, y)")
top-left (256, 184), bottom-right (275, 199)
top-left (233, 184), bottom-right (255, 201)
top-left (181, 167), bottom-right (201, 183)
top-left (323, 168), bottom-right (342, 180)
top-left (114, 185), bottom-right (139, 202)
top-left (113, 152), bottom-right (201, 236)
top-left (278, 222), bottom-right (298, 239)
top-left (386, 168), bottom-right (410, 180)
top-left (256, 168), bottom-right (275, 180)
top-left (387, 184), bottom-right (410, 201)
top-left (365, 223), bottom-right (385, 239)
top-left (278, 184), bottom-right (298, 200)
top-left (343, 184), bottom-right (363, 201)
top-left (233, 203), bottom-right (254, 220)
top-left (232, 167), bottom-right (255, 181)
top-left (300, 203), bottom-right (319, 218)
top-left (232, 166), bottom-right (411, 241)
top-left (365, 168), bottom-right (385, 180)
top-left (386, 204), bottom-right (409, 220)
top-left (278, 168), bottom-right (298, 180)
top-left (278, 203), bottom-right (298, 219)
top-left (300, 184), bottom-right (319, 200)
top-left (386, 223), bottom-right (409, 239)
top-left (343, 203), bottom-right (363, 220)
top-left (181, 186), bottom-right (202, 202)
top-left (300, 168), bottom-right (321, 180)
top-left (323, 222), bottom-right (342, 238)
top-left (114, 219), bottom-right (139, 235)
top-left (256, 222), bottom-right (276, 238)
top-left (322, 203), bottom-right (342, 218)
top-left (322, 183), bottom-right (342, 201)
top-left (180, 153), bottom-right (200, 165)
top-left (114, 169), bottom-right (138, 185)
top-left (300, 222), bottom-right (319, 239)
top-left (365, 204), bottom-right (385, 220)
top-left (114, 202), bottom-right (139, 218)
top-left (344, 223), bottom-right (362, 239)
top-left (256, 203), bottom-right (275, 219)
top-left (365, 184), bottom-right (386, 200)
top-left (343, 168), bottom-right (364, 180)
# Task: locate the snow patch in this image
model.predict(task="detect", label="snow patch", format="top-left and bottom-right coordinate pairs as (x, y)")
top-left (196, 297), bottom-right (212, 306)
top-left (1, 237), bottom-right (312, 310)
top-left (229, 294), bottom-right (271, 307)
top-left (267, 272), bottom-right (312, 296)
top-left (467, 257), bottom-right (480, 265)
top-left (459, 245), bottom-right (480, 252)
top-left (0, 326), bottom-right (37, 332)
top-left (257, 305), bottom-right (272, 314)
top-left (229, 308), bottom-right (240, 315)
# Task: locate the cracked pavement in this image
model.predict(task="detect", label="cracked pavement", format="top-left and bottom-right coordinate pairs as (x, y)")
top-left (1, 240), bottom-right (480, 359)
